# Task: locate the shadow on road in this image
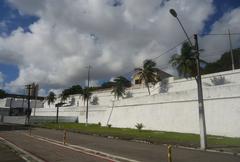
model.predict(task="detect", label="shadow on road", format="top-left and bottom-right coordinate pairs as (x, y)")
top-left (208, 145), bottom-right (240, 149)
top-left (207, 145), bottom-right (240, 154)
top-left (0, 123), bottom-right (28, 132)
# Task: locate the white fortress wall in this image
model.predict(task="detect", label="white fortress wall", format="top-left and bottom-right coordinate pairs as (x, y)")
top-left (34, 69), bottom-right (240, 137)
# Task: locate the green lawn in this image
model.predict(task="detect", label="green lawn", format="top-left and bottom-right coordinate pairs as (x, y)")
top-left (37, 123), bottom-right (240, 148)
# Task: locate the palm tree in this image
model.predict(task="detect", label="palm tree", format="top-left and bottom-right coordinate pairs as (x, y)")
top-left (47, 91), bottom-right (56, 107)
top-left (111, 76), bottom-right (128, 100)
top-left (169, 42), bottom-right (205, 79)
top-left (81, 87), bottom-right (92, 126)
top-left (0, 89), bottom-right (6, 99)
top-left (60, 89), bottom-right (69, 102)
top-left (81, 88), bottom-right (92, 106)
top-left (134, 59), bottom-right (159, 95)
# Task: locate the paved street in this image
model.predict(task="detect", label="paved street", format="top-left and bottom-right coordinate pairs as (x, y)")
top-left (0, 140), bottom-right (25, 162)
top-left (0, 124), bottom-right (239, 162)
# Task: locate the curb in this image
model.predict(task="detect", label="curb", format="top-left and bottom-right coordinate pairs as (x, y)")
top-left (175, 145), bottom-right (240, 156)
top-left (0, 137), bottom-right (45, 162)
top-left (25, 133), bottom-right (140, 162)
top-left (38, 127), bottom-right (240, 157)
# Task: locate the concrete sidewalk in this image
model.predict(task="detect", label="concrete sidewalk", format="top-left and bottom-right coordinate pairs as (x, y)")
top-left (25, 128), bottom-right (240, 162)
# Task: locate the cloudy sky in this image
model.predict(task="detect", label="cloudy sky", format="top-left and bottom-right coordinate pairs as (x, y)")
top-left (0, 0), bottom-right (240, 96)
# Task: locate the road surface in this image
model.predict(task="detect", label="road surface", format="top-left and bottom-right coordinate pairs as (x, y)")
top-left (0, 124), bottom-right (239, 162)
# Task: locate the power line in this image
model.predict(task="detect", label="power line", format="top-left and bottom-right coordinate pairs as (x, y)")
top-left (151, 38), bottom-right (190, 60)
top-left (118, 38), bottom-right (190, 79)
top-left (200, 33), bottom-right (240, 36)
top-left (201, 54), bottom-right (223, 58)
top-left (157, 63), bottom-right (170, 69)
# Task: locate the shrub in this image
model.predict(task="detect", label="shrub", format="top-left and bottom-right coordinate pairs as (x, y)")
top-left (107, 124), bottom-right (112, 128)
top-left (98, 122), bottom-right (101, 127)
top-left (91, 96), bottom-right (99, 105)
top-left (210, 76), bottom-right (229, 86)
top-left (135, 123), bottom-right (144, 131)
top-left (159, 78), bottom-right (169, 93)
top-left (125, 91), bottom-right (133, 98)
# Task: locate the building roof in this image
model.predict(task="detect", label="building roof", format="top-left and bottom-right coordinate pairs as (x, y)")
top-left (157, 69), bottom-right (172, 80)
top-left (132, 69), bottom-right (172, 81)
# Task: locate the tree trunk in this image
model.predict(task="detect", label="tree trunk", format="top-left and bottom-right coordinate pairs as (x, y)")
top-left (143, 75), bottom-right (151, 95)
top-left (56, 106), bottom-right (59, 124)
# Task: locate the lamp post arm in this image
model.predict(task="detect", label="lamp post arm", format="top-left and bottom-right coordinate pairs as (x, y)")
top-left (176, 17), bottom-right (193, 47)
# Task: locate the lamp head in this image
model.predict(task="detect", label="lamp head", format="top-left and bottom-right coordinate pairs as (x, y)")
top-left (169, 9), bottom-right (177, 18)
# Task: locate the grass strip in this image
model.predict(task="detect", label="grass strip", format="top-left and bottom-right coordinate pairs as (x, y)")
top-left (37, 122), bottom-right (240, 148)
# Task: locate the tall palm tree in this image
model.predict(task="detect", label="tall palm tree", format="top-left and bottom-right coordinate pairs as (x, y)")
top-left (134, 59), bottom-right (159, 95)
top-left (111, 76), bottom-right (128, 100)
top-left (169, 42), bottom-right (205, 79)
top-left (81, 87), bottom-right (92, 126)
top-left (47, 91), bottom-right (56, 107)
top-left (81, 88), bottom-right (92, 106)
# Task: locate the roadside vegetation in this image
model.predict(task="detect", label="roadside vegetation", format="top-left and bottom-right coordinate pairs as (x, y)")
top-left (37, 122), bottom-right (240, 148)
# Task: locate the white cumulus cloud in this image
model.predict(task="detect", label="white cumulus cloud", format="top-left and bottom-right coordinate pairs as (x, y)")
top-left (1, 0), bottom-right (239, 94)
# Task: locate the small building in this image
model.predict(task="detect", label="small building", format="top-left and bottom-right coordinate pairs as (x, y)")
top-left (0, 94), bottom-right (44, 116)
top-left (131, 69), bottom-right (172, 85)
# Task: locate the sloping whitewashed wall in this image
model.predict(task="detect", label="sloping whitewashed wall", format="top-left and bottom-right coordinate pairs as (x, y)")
top-left (35, 69), bottom-right (240, 138)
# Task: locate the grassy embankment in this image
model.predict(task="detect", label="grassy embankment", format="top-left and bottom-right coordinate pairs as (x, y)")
top-left (38, 122), bottom-right (240, 148)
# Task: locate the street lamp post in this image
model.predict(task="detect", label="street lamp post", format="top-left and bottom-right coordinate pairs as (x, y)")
top-left (169, 9), bottom-right (207, 150)
top-left (85, 65), bottom-right (92, 126)
top-left (55, 102), bottom-right (65, 124)
top-left (25, 84), bottom-right (32, 125)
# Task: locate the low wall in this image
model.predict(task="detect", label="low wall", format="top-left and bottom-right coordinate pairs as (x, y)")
top-left (3, 116), bottom-right (26, 124)
top-left (2, 116), bottom-right (78, 124)
top-left (0, 108), bottom-right (9, 116)
top-left (30, 116), bottom-right (78, 123)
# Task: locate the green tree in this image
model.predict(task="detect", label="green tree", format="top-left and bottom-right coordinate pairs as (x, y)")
top-left (60, 85), bottom-right (82, 102)
top-left (67, 85), bottom-right (82, 94)
top-left (47, 91), bottom-right (56, 107)
top-left (169, 42), bottom-right (205, 79)
top-left (134, 59), bottom-right (159, 95)
top-left (0, 89), bottom-right (6, 99)
top-left (111, 76), bottom-right (129, 100)
top-left (60, 90), bottom-right (69, 102)
top-left (203, 48), bottom-right (240, 74)
top-left (101, 81), bottom-right (116, 89)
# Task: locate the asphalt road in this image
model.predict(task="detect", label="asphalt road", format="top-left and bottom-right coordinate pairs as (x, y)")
top-left (0, 124), bottom-right (239, 162)
top-left (31, 128), bottom-right (240, 162)
top-left (0, 140), bottom-right (25, 162)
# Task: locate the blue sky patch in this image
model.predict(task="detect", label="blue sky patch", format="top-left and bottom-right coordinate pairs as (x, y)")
top-left (0, 0), bottom-right (240, 92)
top-left (0, 63), bottom-right (19, 83)
top-left (0, 0), bottom-right (39, 36)
top-left (203, 0), bottom-right (240, 34)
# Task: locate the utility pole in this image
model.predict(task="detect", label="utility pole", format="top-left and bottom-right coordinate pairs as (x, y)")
top-left (86, 65), bottom-right (92, 126)
top-left (228, 29), bottom-right (235, 70)
top-left (170, 9), bottom-right (207, 150)
top-left (33, 84), bottom-right (39, 116)
top-left (194, 34), bottom-right (207, 150)
top-left (25, 84), bottom-right (33, 125)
